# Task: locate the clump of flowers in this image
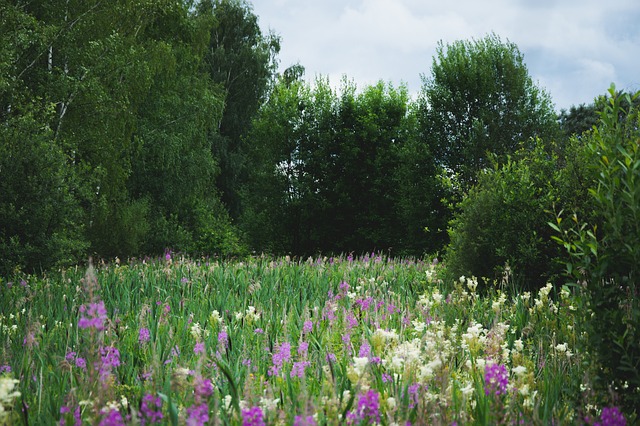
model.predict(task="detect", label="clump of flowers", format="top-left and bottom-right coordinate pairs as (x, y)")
top-left (347, 389), bottom-right (380, 424)
top-left (484, 362), bottom-right (509, 396)
top-left (78, 301), bottom-right (108, 331)
top-left (0, 376), bottom-right (21, 423)
top-left (594, 406), bottom-right (626, 426)
top-left (268, 342), bottom-right (291, 377)
top-left (139, 328), bottom-right (151, 344)
top-left (139, 394), bottom-right (163, 425)
top-left (242, 405), bottom-right (265, 426)
top-left (185, 403), bottom-right (209, 426)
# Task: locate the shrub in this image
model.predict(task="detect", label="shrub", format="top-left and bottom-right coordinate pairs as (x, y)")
top-left (551, 86), bottom-right (640, 414)
top-left (445, 140), bottom-right (561, 291)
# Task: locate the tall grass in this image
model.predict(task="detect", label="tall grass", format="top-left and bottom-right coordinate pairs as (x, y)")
top-left (0, 254), bottom-right (629, 424)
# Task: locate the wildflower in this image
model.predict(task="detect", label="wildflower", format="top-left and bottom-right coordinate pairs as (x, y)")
top-left (139, 328), bottom-right (151, 344)
top-left (268, 342), bottom-right (291, 376)
top-left (0, 366), bottom-right (10, 374)
top-left (210, 310), bottom-right (222, 324)
top-left (190, 323), bottom-right (202, 340)
top-left (245, 306), bottom-right (260, 323)
top-left (298, 341), bottom-right (309, 358)
top-left (99, 346), bottom-right (120, 382)
top-left (78, 301), bottom-right (108, 331)
top-left (194, 376), bottom-right (214, 398)
top-left (218, 329), bottom-right (229, 348)
top-left (290, 361), bottom-right (311, 378)
top-left (595, 406), bottom-right (626, 426)
top-left (512, 365), bottom-right (527, 377)
top-left (194, 342), bottom-right (206, 355)
top-left (75, 358), bottom-right (87, 369)
top-left (407, 383), bottom-right (421, 409)
top-left (98, 407), bottom-right (125, 426)
top-left (484, 362), bottom-right (509, 396)
top-left (254, 328), bottom-right (264, 334)
top-left (139, 394), bottom-right (163, 425)
top-left (0, 377), bottom-right (21, 421)
top-left (302, 320), bottom-right (313, 334)
top-left (186, 403), bottom-right (209, 426)
top-left (294, 415), bottom-right (317, 426)
top-left (352, 356), bottom-right (369, 377)
top-left (259, 396), bottom-right (279, 411)
top-left (348, 389), bottom-right (380, 424)
top-left (358, 341), bottom-right (371, 358)
top-left (242, 406), bottom-right (265, 426)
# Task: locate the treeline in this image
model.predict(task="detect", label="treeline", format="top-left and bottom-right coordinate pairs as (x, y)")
top-left (1, 0), bottom-right (277, 273)
top-left (0, 1), bottom-right (635, 283)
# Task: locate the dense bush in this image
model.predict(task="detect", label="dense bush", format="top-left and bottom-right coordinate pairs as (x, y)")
top-left (444, 141), bottom-right (561, 291)
top-left (552, 87), bottom-right (640, 413)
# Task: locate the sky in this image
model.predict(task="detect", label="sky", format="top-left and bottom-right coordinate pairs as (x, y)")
top-left (251, 0), bottom-right (640, 111)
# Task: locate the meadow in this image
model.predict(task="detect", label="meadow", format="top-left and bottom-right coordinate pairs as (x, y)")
top-left (0, 253), bottom-right (629, 425)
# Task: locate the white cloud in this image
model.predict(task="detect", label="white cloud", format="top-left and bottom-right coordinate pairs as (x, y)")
top-left (253, 0), bottom-right (640, 109)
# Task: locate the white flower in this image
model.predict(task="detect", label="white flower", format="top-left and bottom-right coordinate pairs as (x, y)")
top-left (353, 357), bottom-right (369, 377)
top-left (190, 322), bottom-right (202, 340)
top-left (259, 397), bottom-right (279, 411)
top-left (512, 365), bottom-right (527, 376)
top-left (555, 343), bottom-right (567, 353)
top-left (386, 397), bottom-right (397, 410)
top-left (223, 395), bottom-right (232, 411)
top-left (210, 310), bottom-right (223, 324)
top-left (460, 382), bottom-right (474, 396)
top-left (412, 320), bottom-right (426, 332)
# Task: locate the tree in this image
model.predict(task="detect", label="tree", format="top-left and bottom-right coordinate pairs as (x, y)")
top-left (198, 0), bottom-right (280, 218)
top-left (419, 33), bottom-right (558, 192)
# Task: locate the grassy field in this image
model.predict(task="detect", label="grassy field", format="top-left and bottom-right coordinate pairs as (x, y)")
top-left (0, 253), bottom-right (628, 425)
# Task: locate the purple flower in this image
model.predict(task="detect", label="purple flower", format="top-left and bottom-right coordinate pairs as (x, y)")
top-left (254, 328), bottom-right (264, 334)
top-left (218, 330), bottom-right (228, 348)
top-left (407, 383), bottom-right (421, 409)
top-left (484, 363), bottom-right (508, 396)
top-left (194, 342), bottom-right (206, 355)
top-left (294, 415), bottom-right (317, 426)
top-left (347, 390), bottom-right (380, 424)
top-left (346, 312), bottom-right (358, 330)
top-left (139, 328), bottom-right (151, 344)
top-left (99, 408), bottom-right (125, 426)
top-left (298, 342), bottom-right (309, 358)
top-left (290, 361), bottom-right (311, 378)
top-left (0, 364), bottom-right (11, 374)
top-left (195, 376), bottom-right (214, 398)
top-left (78, 301), bottom-right (108, 331)
top-left (302, 320), bottom-right (313, 334)
top-left (358, 341), bottom-right (371, 358)
top-left (99, 346), bottom-right (120, 381)
top-left (75, 357), bottom-right (86, 369)
top-left (242, 406), bottom-right (265, 426)
top-left (101, 346), bottom-right (121, 368)
top-left (139, 394), bottom-right (163, 425)
top-left (326, 353), bottom-right (337, 363)
top-left (268, 342), bottom-right (292, 377)
top-left (595, 406), bottom-right (627, 426)
top-left (186, 403), bottom-right (209, 426)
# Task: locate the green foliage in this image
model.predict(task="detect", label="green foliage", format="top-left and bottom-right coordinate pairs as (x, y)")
top-left (199, 0), bottom-right (281, 218)
top-left (551, 86), bottom-right (640, 414)
top-left (0, 0), bottom-right (245, 269)
top-left (419, 33), bottom-right (559, 192)
top-left (242, 75), bottom-right (418, 255)
top-left (445, 141), bottom-right (561, 290)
